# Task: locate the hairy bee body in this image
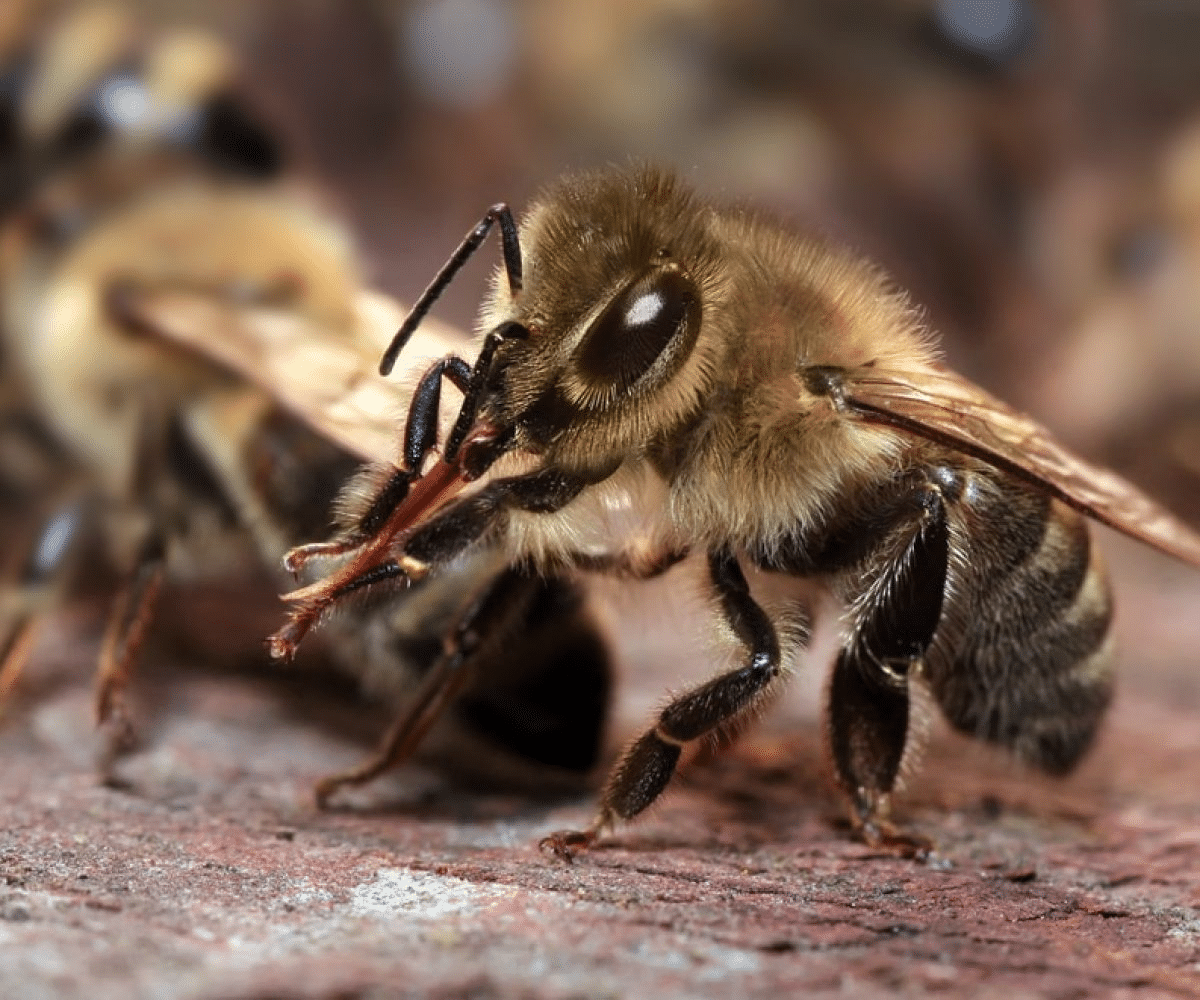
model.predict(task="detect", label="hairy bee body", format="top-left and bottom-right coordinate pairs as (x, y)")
top-left (276, 165), bottom-right (1198, 850)
top-left (480, 171), bottom-right (938, 554)
top-left (497, 172), bottom-right (1115, 809)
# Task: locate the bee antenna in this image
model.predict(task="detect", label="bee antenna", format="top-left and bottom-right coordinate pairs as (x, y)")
top-left (380, 203), bottom-right (523, 376)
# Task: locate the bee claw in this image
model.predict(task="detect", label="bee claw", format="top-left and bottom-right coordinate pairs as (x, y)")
top-left (267, 633), bottom-right (294, 661)
top-left (314, 776), bottom-right (340, 809)
top-left (538, 828), bottom-right (598, 863)
top-left (857, 817), bottom-right (935, 862)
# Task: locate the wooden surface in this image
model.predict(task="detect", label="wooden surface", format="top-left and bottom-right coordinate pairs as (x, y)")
top-left (1, 534), bottom-right (1199, 1000)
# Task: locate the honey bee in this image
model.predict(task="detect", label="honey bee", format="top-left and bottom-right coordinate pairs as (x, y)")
top-left (0, 3), bottom-right (317, 727)
top-left (267, 164), bottom-right (1200, 854)
top-left (0, 3), bottom-right (283, 217)
top-left (0, 9), bottom-right (611, 792)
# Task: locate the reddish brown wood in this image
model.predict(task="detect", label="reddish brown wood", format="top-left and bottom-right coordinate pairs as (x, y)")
top-left (0, 548), bottom-right (1197, 1000)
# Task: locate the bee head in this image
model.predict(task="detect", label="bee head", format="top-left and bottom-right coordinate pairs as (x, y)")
top-left (380, 167), bottom-right (726, 485)
top-left (477, 168), bottom-right (723, 477)
top-left (7, 6), bottom-right (282, 200)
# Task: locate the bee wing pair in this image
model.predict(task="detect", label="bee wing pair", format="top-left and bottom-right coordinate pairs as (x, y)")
top-left (839, 364), bottom-right (1200, 567)
top-left (112, 284), bottom-right (461, 465)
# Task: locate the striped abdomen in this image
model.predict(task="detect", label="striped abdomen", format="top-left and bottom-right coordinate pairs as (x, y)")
top-left (926, 468), bottom-right (1115, 773)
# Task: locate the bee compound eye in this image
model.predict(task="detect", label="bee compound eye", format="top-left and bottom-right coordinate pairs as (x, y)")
top-left (42, 69), bottom-right (146, 167)
top-left (573, 267), bottom-right (700, 395)
top-left (193, 92), bottom-right (285, 178)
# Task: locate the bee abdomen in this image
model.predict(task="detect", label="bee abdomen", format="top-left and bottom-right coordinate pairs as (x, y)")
top-left (929, 486), bottom-right (1115, 775)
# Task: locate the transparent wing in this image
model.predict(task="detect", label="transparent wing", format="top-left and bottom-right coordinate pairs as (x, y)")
top-left (116, 287), bottom-right (466, 464)
top-left (836, 363), bottom-right (1200, 567)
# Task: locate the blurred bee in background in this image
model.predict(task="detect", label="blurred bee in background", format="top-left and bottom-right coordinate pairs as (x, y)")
top-left (0, 2), bottom-right (282, 212)
top-left (0, 4), bottom-right (611, 793)
top-left (269, 165), bottom-right (1200, 853)
top-left (0, 1), bottom-right (306, 728)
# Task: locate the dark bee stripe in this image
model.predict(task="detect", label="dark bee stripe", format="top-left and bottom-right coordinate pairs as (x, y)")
top-left (927, 471), bottom-right (1115, 774)
top-left (242, 405), bottom-right (360, 545)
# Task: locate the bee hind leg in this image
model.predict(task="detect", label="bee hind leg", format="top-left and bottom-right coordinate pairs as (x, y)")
top-left (541, 548), bottom-right (803, 860)
top-left (827, 477), bottom-right (950, 858)
top-left (828, 650), bottom-right (929, 858)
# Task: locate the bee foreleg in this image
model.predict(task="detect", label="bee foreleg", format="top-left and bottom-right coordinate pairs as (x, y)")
top-left (402, 355), bottom-right (472, 470)
top-left (316, 464), bottom-right (601, 593)
top-left (313, 565), bottom-right (536, 807)
top-left (400, 463), bottom-right (614, 571)
top-left (444, 321), bottom-right (528, 461)
top-left (283, 355), bottom-right (473, 575)
top-left (828, 478), bottom-right (949, 856)
top-left (274, 461), bottom-right (616, 660)
top-left (541, 548), bottom-right (794, 860)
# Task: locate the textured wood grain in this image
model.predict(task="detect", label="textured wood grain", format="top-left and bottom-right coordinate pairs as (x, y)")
top-left (0, 541), bottom-right (1197, 1000)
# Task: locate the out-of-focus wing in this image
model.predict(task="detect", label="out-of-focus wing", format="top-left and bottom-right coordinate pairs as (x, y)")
top-left (120, 286), bottom-right (466, 464)
top-left (834, 363), bottom-right (1200, 567)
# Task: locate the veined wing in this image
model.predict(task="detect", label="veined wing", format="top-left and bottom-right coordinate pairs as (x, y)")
top-left (832, 362), bottom-right (1200, 567)
top-left (117, 286), bottom-right (466, 464)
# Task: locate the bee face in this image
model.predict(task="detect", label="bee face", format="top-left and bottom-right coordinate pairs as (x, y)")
top-left (482, 168), bottom-right (724, 458)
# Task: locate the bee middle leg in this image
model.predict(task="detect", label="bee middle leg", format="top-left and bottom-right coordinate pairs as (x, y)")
top-left (287, 321), bottom-right (528, 578)
top-left (541, 548), bottom-right (804, 859)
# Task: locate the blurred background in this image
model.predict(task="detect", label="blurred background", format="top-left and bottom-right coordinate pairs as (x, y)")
top-left (3, 0), bottom-right (1200, 719)
top-left (8, 0), bottom-right (1200, 513)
